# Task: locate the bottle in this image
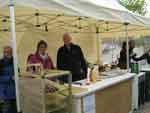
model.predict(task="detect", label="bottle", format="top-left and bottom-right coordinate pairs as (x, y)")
top-left (130, 61), bottom-right (139, 74)
top-left (86, 68), bottom-right (91, 85)
top-left (135, 62), bottom-right (139, 74)
top-left (130, 59), bottom-right (135, 73)
top-left (91, 66), bottom-right (99, 83)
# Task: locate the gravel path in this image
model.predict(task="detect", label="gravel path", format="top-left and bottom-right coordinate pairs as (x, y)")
top-left (133, 102), bottom-right (150, 113)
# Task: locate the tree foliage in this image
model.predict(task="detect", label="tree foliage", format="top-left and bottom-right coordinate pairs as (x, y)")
top-left (119, 0), bottom-right (147, 15)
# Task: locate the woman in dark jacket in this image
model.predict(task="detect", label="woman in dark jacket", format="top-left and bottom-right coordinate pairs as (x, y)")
top-left (0, 46), bottom-right (17, 113)
top-left (118, 42), bottom-right (127, 69)
top-left (118, 40), bottom-right (137, 69)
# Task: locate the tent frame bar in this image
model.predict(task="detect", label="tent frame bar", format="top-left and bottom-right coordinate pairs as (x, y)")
top-left (9, 0), bottom-right (21, 112)
top-left (124, 22), bottom-right (130, 70)
top-left (96, 27), bottom-right (101, 64)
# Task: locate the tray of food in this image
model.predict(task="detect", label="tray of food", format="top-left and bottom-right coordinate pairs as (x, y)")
top-left (101, 69), bottom-right (128, 77)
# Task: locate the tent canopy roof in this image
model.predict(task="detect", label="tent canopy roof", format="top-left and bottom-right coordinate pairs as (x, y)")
top-left (0, 0), bottom-right (150, 26)
top-left (0, 0), bottom-right (150, 39)
top-left (0, 0), bottom-right (150, 68)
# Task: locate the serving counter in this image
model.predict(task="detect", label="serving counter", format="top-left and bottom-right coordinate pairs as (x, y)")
top-left (19, 70), bottom-right (72, 113)
top-left (72, 73), bottom-right (135, 113)
top-left (19, 69), bottom-right (136, 113)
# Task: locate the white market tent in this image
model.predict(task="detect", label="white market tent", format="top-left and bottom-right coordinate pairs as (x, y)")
top-left (0, 0), bottom-right (150, 112)
top-left (0, 0), bottom-right (150, 67)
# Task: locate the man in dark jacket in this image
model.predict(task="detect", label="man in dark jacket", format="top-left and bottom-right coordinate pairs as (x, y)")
top-left (57, 33), bottom-right (87, 82)
top-left (0, 46), bottom-right (17, 113)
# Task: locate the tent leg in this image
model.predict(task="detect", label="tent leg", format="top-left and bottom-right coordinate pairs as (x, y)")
top-left (9, 0), bottom-right (21, 113)
top-left (124, 23), bottom-right (130, 70)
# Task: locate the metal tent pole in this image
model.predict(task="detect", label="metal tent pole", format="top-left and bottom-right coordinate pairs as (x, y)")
top-left (124, 23), bottom-right (130, 70)
top-left (96, 27), bottom-right (101, 64)
top-left (9, 0), bottom-right (21, 112)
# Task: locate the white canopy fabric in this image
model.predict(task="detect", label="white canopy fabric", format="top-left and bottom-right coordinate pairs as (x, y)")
top-left (0, 0), bottom-right (150, 26)
top-left (0, 0), bottom-right (150, 67)
top-left (0, 1), bottom-right (150, 41)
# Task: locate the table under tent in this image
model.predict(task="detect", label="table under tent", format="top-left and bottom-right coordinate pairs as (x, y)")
top-left (0, 0), bottom-right (150, 113)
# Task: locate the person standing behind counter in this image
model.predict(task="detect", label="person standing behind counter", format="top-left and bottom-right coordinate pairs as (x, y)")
top-left (27, 40), bottom-right (54, 70)
top-left (133, 49), bottom-right (150, 64)
top-left (118, 40), bottom-right (137, 69)
top-left (57, 33), bottom-right (87, 82)
top-left (0, 46), bottom-right (17, 113)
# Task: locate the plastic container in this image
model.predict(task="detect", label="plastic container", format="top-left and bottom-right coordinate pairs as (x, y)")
top-left (131, 62), bottom-right (139, 74)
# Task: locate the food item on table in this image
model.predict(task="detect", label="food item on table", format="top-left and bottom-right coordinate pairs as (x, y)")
top-left (27, 63), bottom-right (43, 74)
top-left (98, 65), bottom-right (105, 72)
top-left (111, 64), bottom-right (117, 69)
top-left (45, 79), bottom-right (67, 94)
top-left (104, 64), bottom-right (111, 71)
top-left (45, 84), bottom-right (58, 93)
